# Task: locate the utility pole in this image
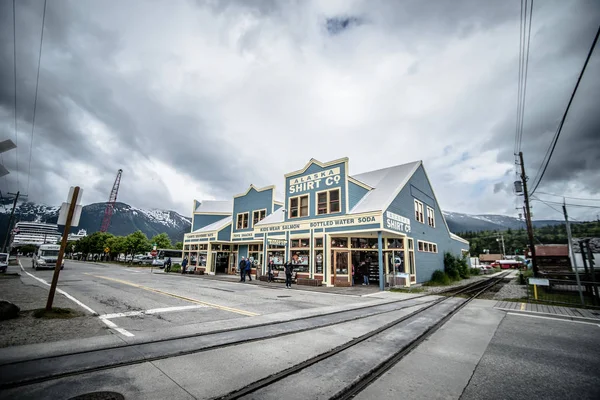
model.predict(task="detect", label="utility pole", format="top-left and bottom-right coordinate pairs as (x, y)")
top-left (2, 191), bottom-right (26, 253)
top-left (518, 152), bottom-right (538, 276)
top-left (46, 186), bottom-right (81, 311)
top-left (563, 200), bottom-right (585, 306)
top-left (496, 233), bottom-right (506, 258)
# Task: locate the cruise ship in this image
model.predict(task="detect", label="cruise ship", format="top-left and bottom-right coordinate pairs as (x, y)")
top-left (10, 221), bottom-right (61, 247)
top-left (67, 229), bottom-right (88, 241)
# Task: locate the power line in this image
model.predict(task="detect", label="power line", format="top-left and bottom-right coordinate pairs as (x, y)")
top-left (514, 0), bottom-right (534, 156)
top-left (529, 24), bottom-right (600, 195)
top-left (536, 199), bottom-right (600, 209)
top-left (13, 0), bottom-right (19, 192)
top-left (535, 191), bottom-right (600, 202)
top-left (26, 0), bottom-right (47, 196)
top-left (532, 196), bottom-right (578, 220)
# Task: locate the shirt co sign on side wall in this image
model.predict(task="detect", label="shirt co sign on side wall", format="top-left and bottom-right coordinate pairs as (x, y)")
top-left (288, 167), bottom-right (341, 194)
top-left (385, 211), bottom-right (411, 233)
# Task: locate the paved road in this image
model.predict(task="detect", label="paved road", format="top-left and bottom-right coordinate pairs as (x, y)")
top-left (18, 258), bottom-right (377, 338)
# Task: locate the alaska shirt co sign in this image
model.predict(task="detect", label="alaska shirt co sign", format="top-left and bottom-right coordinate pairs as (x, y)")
top-left (288, 167), bottom-right (342, 194)
top-left (385, 211), bottom-right (411, 233)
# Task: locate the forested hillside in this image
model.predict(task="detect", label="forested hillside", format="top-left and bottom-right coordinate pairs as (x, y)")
top-left (458, 221), bottom-right (600, 256)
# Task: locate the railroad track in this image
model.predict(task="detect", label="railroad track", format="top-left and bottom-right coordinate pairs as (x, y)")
top-left (212, 272), bottom-right (509, 400)
top-left (0, 273), bottom-right (508, 392)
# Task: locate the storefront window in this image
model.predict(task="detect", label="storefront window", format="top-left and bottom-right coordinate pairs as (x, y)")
top-left (386, 238), bottom-right (404, 249)
top-left (199, 244), bottom-right (207, 251)
top-left (212, 244), bottom-right (222, 251)
top-left (222, 244), bottom-right (230, 251)
top-left (267, 245), bottom-right (285, 271)
top-left (351, 238), bottom-right (378, 249)
top-left (290, 250), bottom-right (309, 273)
top-left (330, 251), bottom-right (349, 275)
top-left (331, 237), bottom-right (348, 248)
top-left (315, 250), bottom-right (324, 274)
top-left (314, 237), bottom-right (323, 248)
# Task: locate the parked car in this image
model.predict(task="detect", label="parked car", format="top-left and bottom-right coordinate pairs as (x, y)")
top-left (133, 256), bottom-right (154, 265)
top-left (152, 258), bottom-right (165, 268)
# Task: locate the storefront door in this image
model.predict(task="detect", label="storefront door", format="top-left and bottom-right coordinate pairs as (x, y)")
top-left (229, 253), bottom-right (237, 275)
top-left (331, 251), bottom-right (349, 286)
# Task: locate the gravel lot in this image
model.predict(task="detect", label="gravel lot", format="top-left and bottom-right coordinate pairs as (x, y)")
top-left (0, 273), bottom-right (110, 348)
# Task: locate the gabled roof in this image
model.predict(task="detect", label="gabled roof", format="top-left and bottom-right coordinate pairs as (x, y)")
top-left (349, 161), bottom-right (421, 214)
top-left (194, 200), bottom-right (233, 214)
top-left (284, 157), bottom-right (348, 177)
top-left (255, 208), bottom-right (285, 226)
top-left (450, 233), bottom-right (469, 245)
top-left (193, 216), bottom-right (232, 233)
top-left (535, 245), bottom-right (569, 257)
top-left (233, 184), bottom-right (276, 199)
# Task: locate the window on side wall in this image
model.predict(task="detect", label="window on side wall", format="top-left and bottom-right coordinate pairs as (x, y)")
top-left (290, 195), bottom-right (309, 218)
top-left (237, 212), bottom-right (249, 229)
top-left (252, 209), bottom-right (267, 227)
top-left (317, 188), bottom-right (341, 215)
top-left (414, 200), bottom-right (424, 223)
top-left (427, 206), bottom-right (435, 227)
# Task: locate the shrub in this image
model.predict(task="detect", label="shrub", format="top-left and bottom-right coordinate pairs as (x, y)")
top-left (444, 252), bottom-right (470, 280)
top-left (469, 267), bottom-right (480, 275)
top-left (429, 269), bottom-right (451, 285)
top-left (169, 263), bottom-right (182, 273)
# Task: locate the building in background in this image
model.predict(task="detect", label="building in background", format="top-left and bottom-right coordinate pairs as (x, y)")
top-left (535, 244), bottom-right (571, 272)
top-left (184, 157), bottom-right (469, 287)
top-left (10, 221), bottom-right (61, 248)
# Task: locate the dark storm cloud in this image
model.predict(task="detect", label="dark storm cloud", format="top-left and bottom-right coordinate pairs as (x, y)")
top-left (489, 1), bottom-right (600, 194)
top-left (0, 0), bottom-right (249, 210)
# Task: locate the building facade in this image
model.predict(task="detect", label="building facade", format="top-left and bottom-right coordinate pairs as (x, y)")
top-left (183, 157), bottom-right (469, 288)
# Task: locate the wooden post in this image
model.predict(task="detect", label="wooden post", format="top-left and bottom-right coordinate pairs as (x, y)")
top-left (46, 186), bottom-right (79, 311)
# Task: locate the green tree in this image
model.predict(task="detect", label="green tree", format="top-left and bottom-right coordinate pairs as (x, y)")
top-left (174, 241), bottom-right (183, 250)
top-left (105, 236), bottom-right (128, 261)
top-left (151, 233), bottom-right (172, 249)
top-left (126, 230), bottom-right (151, 260)
top-left (75, 235), bottom-right (92, 258)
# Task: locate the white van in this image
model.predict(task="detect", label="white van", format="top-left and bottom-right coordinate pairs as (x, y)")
top-left (32, 244), bottom-right (64, 270)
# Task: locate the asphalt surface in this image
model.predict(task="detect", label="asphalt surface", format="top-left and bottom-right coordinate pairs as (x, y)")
top-left (461, 313), bottom-right (600, 400)
top-left (17, 258), bottom-right (379, 337)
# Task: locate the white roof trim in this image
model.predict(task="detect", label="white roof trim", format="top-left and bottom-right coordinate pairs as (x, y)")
top-left (348, 176), bottom-right (373, 190)
top-left (284, 157), bottom-right (349, 178)
top-left (233, 184), bottom-right (276, 199)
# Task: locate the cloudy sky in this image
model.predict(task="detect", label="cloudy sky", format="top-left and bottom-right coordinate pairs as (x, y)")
top-left (0, 0), bottom-right (598, 220)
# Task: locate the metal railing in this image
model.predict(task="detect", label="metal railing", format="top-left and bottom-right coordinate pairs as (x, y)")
top-left (527, 278), bottom-right (600, 309)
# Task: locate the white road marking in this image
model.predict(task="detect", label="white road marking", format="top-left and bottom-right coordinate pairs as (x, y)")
top-left (100, 305), bottom-right (208, 319)
top-left (507, 312), bottom-right (600, 327)
top-left (18, 260), bottom-right (135, 337)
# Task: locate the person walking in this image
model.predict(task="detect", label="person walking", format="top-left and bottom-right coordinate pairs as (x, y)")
top-left (267, 260), bottom-right (274, 283)
top-left (361, 261), bottom-right (369, 285)
top-left (181, 257), bottom-right (188, 275)
top-left (284, 261), bottom-right (294, 289)
top-left (245, 257), bottom-right (252, 282)
top-left (239, 257), bottom-right (246, 282)
top-left (165, 257), bottom-right (172, 273)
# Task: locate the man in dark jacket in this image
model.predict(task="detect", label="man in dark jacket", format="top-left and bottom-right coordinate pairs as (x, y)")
top-left (284, 261), bottom-right (294, 289)
top-left (239, 257), bottom-right (246, 282)
top-left (181, 257), bottom-right (188, 275)
top-left (245, 258), bottom-right (252, 281)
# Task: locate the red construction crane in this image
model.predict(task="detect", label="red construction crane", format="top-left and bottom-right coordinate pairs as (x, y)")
top-left (100, 169), bottom-right (123, 232)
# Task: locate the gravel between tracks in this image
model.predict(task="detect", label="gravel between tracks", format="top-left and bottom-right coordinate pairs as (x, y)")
top-left (0, 269), bottom-right (110, 348)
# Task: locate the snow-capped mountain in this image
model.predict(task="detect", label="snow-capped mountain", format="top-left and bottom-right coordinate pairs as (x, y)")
top-left (0, 201), bottom-right (191, 246)
top-left (443, 211), bottom-right (564, 233)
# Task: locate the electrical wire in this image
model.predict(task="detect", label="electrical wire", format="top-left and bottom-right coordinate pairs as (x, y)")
top-left (12, 0), bottom-right (19, 191)
top-left (26, 0), bottom-right (47, 196)
top-left (529, 24), bottom-right (600, 195)
top-left (535, 191), bottom-right (600, 202)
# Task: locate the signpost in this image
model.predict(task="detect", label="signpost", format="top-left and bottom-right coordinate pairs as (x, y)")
top-left (528, 277), bottom-right (550, 301)
top-left (46, 186), bottom-right (83, 311)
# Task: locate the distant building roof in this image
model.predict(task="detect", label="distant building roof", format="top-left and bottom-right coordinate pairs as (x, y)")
top-left (255, 208), bottom-right (285, 226)
top-left (479, 254), bottom-right (503, 262)
top-left (194, 200), bottom-right (232, 214)
top-left (572, 237), bottom-right (600, 253)
top-left (535, 245), bottom-right (569, 257)
top-left (193, 216), bottom-right (232, 233)
top-left (349, 161), bottom-right (421, 214)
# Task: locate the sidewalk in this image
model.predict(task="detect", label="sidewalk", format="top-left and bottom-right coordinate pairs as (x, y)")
top-left (494, 300), bottom-right (600, 322)
top-left (162, 272), bottom-right (384, 297)
top-left (0, 264), bottom-right (109, 348)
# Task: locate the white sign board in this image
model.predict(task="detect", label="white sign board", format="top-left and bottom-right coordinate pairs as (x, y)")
top-left (57, 203), bottom-right (82, 226)
top-left (385, 211), bottom-right (411, 233)
top-left (528, 278), bottom-right (550, 286)
top-left (288, 167), bottom-right (341, 194)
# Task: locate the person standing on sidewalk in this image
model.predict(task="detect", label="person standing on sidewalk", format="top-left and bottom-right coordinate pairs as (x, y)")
top-left (267, 260), bottom-right (274, 283)
top-left (181, 257), bottom-right (188, 275)
top-left (284, 261), bottom-right (294, 289)
top-left (239, 257), bottom-right (246, 282)
top-left (245, 258), bottom-right (252, 282)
